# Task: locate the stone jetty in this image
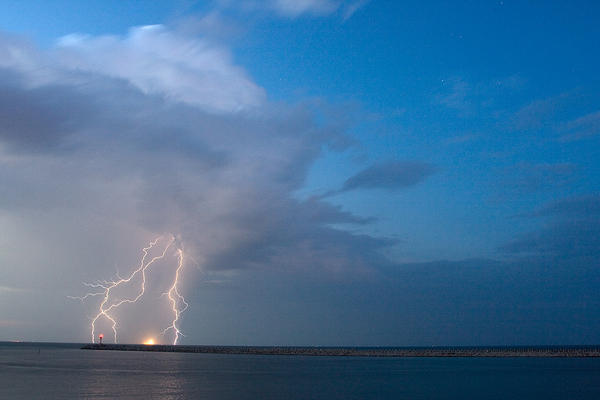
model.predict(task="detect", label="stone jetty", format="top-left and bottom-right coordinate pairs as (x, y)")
top-left (82, 344), bottom-right (600, 357)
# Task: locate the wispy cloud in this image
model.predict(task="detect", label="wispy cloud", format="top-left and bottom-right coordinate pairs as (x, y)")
top-left (271, 0), bottom-right (340, 17)
top-left (498, 162), bottom-right (578, 196)
top-left (512, 94), bottom-right (568, 131)
top-left (436, 77), bottom-right (472, 114)
top-left (435, 75), bottom-right (525, 117)
top-left (342, 161), bottom-right (436, 192)
top-left (558, 110), bottom-right (600, 142)
top-left (213, 0), bottom-right (368, 19)
top-left (341, 0), bottom-right (370, 20)
top-left (321, 161), bottom-right (436, 198)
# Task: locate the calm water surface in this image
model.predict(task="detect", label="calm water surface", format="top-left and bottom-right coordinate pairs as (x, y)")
top-left (1, 342), bottom-right (600, 399)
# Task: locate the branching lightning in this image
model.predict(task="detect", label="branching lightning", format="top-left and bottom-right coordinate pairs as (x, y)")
top-left (70, 234), bottom-right (189, 344)
top-left (161, 248), bottom-right (189, 344)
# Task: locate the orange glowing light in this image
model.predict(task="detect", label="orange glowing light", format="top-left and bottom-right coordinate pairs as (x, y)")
top-left (143, 338), bottom-right (155, 345)
top-left (99, 334), bottom-right (104, 339)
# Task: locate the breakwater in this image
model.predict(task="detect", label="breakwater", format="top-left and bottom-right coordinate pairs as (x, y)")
top-left (82, 344), bottom-right (600, 357)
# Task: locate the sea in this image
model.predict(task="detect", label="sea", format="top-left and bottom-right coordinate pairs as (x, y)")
top-left (2, 342), bottom-right (600, 399)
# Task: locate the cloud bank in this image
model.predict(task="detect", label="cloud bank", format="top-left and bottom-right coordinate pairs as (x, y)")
top-left (0, 25), bottom-right (392, 285)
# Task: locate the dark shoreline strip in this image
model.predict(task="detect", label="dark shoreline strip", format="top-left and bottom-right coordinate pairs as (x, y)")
top-left (82, 344), bottom-right (600, 357)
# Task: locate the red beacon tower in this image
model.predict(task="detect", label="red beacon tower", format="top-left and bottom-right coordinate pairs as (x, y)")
top-left (98, 333), bottom-right (104, 344)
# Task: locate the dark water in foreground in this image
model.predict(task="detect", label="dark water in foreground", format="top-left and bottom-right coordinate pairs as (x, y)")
top-left (2, 342), bottom-right (600, 399)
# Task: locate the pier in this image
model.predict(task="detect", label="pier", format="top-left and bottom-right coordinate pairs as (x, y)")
top-left (82, 344), bottom-right (600, 357)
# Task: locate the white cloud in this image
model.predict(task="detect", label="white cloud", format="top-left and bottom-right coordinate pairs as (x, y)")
top-left (341, 0), bottom-right (370, 20)
top-left (214, 0), bottom-right (367, 19)
top-left (559, 110), bottom-right (600, 141)
top-left (271, 0), bottom-right (341, 17)
top-left (54, 25), bottom-right (265, 113)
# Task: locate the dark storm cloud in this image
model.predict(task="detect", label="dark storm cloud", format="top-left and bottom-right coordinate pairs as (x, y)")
top-left (0, 27), bottom-right (393, 283)
top-left (501, 194), bottom-right (600, 259)
top-left (340, 161), bottom-right (436, 192)
top-left (500, 219), bottom-right (600, 258)
top-left (378, 257), bottom-right (600, 344)
top-left (0, 69), bottom-right (93, 152)
top-left (201, 198), bottom-right (392, 273)
top-left (199, 256), bottom-right (600, 345)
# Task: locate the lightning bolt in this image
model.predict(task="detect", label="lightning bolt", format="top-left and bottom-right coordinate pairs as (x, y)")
top-left (161, 248), bottom-right (188, 345)
top-left (70, 234), bottom-right (188, 344)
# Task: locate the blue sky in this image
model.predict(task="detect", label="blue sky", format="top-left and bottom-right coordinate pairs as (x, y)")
top-left (0, 1), bottom-right (599, 345)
